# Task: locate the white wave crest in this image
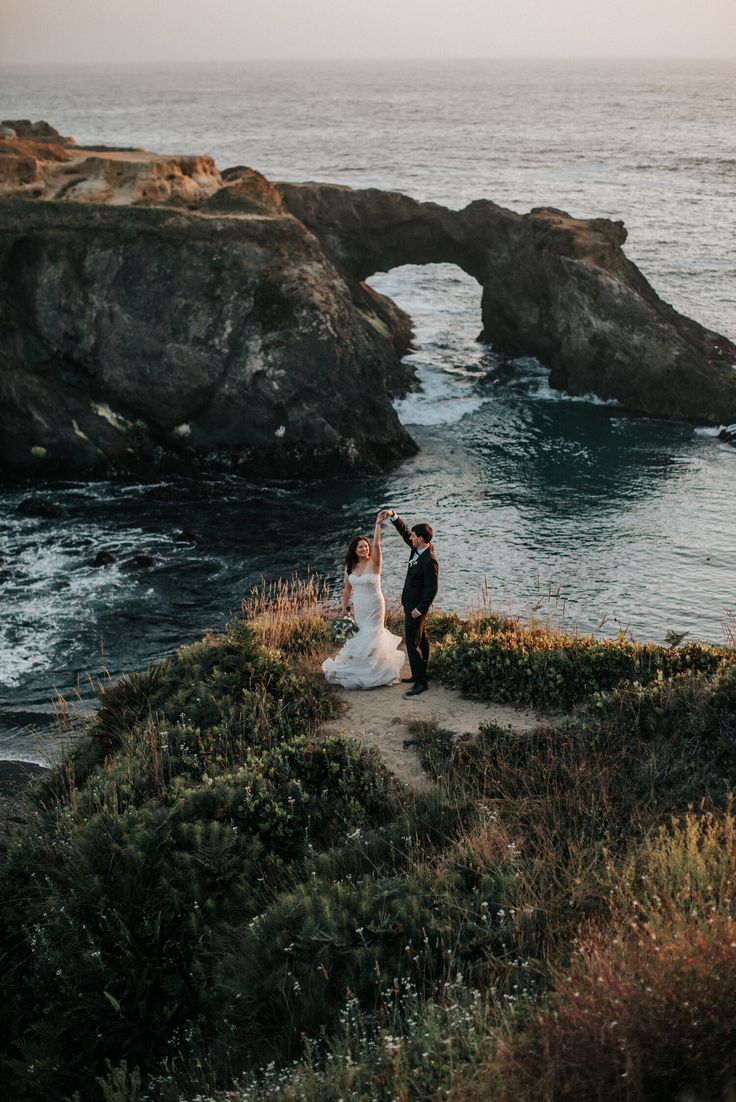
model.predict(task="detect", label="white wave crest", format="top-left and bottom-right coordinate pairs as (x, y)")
top-left (393, 366), bottom-right (490, 426)
top-left (532, 380), bottom-right (622, 407)
top-left (695, 424), bottom-right (736, 438)
top-left (0, 524), bottom-right (137, 689)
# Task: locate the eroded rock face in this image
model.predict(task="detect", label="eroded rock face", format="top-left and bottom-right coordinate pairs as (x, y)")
top-left (1, 121), bottom-right (735, 481)
top-left (0, 137), bottom-right (223, 206)
top-left (1, 120), bottom-right (74, 144)
top-left (278, 183), bottom-right (736, 424)
top-left (209, 166), bottom-right (285, 215)
top-left (0, 200), bottom-right (416, 477)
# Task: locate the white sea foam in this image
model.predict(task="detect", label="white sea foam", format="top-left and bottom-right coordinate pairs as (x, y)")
top-left (531, 380), bottom-right (622, 407)
top-left (0, 515), bottom-right (172, 689)
top-left (504, 358), bottom-right (622, 407)
top-left (695, 424), bottom-right (736, 438)
top-left (0, 534), bottom-right (127, 688)
top-left (393, 352), bottom-right (624, 428)
top-left (393, 366), bottom-right (490, 427)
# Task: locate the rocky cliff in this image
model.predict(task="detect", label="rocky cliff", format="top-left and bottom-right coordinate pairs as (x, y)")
top-left (0, 119), bottom-right (223, 206)
top-left (1, 120), bottom-right (734, 480)
top-left (278, 183), bottom-right (736, 423)
top-left (0, 199), bottom-right (415, 477)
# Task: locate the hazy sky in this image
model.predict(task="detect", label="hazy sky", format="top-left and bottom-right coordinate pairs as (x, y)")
top-left (3, 0), bottom-right (735, 65)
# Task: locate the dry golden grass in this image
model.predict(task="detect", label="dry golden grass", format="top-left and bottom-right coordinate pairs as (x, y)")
top-left (241, 573), bottom-right (333, 654)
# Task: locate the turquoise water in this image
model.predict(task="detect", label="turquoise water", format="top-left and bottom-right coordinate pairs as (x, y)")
top-left (0, 58), bottom-right (734, 759)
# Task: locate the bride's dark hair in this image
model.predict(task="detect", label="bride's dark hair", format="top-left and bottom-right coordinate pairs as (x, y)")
top-left (345, 534), bottom-right (371, 573)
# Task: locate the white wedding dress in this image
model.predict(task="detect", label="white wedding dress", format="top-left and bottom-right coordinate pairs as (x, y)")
top-left (322, 572), bottom-right (404, 689)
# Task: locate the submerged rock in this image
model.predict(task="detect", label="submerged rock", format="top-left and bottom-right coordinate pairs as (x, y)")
top-left (123, 553), bottom-right (156, 571)
top-left (92, 550), bottom-right (116, 567)
top-left (17, 497), bottom-right (65, 518)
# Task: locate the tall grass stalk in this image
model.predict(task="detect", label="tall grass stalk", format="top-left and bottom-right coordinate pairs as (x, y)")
top-left (242, 573), bottom-right (332, 653)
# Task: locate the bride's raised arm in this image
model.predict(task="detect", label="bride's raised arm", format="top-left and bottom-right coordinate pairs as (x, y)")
top-left (371, 514), bottom-right (383, 571)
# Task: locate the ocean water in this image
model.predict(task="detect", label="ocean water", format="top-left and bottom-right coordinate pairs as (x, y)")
top-left (0, 58), bottom-right (735, 761)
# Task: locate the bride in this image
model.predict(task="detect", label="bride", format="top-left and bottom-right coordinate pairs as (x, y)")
top-left (322, 512), bottom-right (404, 690)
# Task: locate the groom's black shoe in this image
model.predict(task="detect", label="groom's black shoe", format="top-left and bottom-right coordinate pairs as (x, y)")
top-left (401, 677), bottom-right (415, 684)
top-left (404, 682), bottom-right (428, 697)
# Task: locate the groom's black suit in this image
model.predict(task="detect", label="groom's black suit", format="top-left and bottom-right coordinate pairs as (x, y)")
top-left (391, 514), bottom-right (439, 686)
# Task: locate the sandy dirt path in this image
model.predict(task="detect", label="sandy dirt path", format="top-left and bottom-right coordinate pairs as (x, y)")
top-left (322, 660), bottom-right (544, 791)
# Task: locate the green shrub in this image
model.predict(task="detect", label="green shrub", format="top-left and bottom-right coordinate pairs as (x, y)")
top-left (32, 623), bottom-right (338, 816)
top-left (0, 613), bottom-right (398, 1101)
top-left (0, 803), bottom-right (259, 1100)
top-left (581, 661), bottom-right (736, 763)
top-left (304, 787), bottom-right (478, 878)
top-left (180, 735), bottom-right (399, 870)
top-left (207, 861), bottom-right (517, 1067)
top-left (0, 736), bottom-right (399, 1100)
top-left (211, 979), bottom-right (500, 1102)
top-left (431, 620), bottom-right (730, 712)
top-left (98, 622), bottom-right (335, 747)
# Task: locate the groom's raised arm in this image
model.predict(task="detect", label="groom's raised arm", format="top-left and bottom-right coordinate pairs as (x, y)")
top-left (390, 512), bottom-right (413, 548)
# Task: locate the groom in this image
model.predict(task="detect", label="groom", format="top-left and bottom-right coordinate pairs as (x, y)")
top-left (379, 508), bottom-right (439, 697)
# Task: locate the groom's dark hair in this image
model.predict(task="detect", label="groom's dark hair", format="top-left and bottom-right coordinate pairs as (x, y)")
top-left (412, 523), bottom-right (433, 544)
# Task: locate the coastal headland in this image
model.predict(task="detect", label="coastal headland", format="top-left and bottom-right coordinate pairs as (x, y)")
top-left (1, 118), bottom-right (735, 479)
top-left (2, 599), bottom-right (736, 1100)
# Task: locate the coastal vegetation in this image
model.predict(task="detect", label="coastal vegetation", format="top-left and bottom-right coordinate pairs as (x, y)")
top-left (2, 582), bottom-right (736, 1101)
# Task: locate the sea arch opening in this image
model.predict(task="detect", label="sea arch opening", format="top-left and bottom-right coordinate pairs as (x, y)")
top-left (366, 262), bottom-right (492, 428)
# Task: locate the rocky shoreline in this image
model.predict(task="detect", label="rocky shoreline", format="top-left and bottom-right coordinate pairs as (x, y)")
top-left (2, 118), bottom-right (735, 481)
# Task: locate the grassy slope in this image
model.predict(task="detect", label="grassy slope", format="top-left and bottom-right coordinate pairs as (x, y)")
top-left (2, 591), bottom-right (736, 1102)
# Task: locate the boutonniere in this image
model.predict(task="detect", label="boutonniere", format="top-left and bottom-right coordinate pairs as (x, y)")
top-left (408, 559), bottom-right (418, 567)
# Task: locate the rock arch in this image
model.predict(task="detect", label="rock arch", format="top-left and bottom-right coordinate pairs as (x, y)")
top-left (278, 182), bottom-right (736, 424)
top-left (2, 121), bottom-right (735, 481)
